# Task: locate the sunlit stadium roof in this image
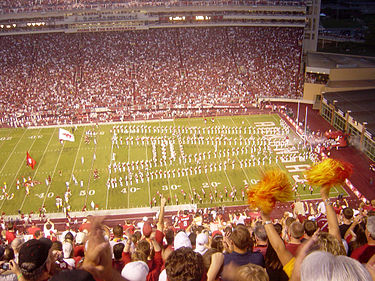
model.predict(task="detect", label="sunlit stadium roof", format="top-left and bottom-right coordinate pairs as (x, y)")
top-left (306, 52), bottom-right (375, 74)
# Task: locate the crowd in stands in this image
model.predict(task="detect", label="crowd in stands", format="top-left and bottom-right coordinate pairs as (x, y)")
top-left (304, 73), bottom-right (329, 85)
top-left (2, 185), bottom-right (375, 281)
top-left (0, 0), bottom-right (306, 14)
top-left (0, 27), bottom-right (304, 128)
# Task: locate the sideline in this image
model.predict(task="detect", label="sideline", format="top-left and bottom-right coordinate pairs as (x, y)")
top-left (6, 204), bottom-right (197, 220)
top-left (28, 119), bottom-right (174, 129)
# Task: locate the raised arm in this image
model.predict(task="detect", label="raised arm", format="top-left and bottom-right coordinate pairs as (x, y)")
top-left (320, 186), bottom-right (342, 242)
top-left (82, 217), bottom-right (129, 281)
top-left (207, 252), bottom-right (224, 281)
top-left (261, 212), bottom-right (293, 266)
top-left (157, 197), bottom-right (167, 232)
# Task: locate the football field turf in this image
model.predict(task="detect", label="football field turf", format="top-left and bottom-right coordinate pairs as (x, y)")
top-left (0, 114), bottom-right (347, 215)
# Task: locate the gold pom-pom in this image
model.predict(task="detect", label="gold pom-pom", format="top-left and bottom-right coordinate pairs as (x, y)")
top-left (305, 158), bottom-right (352, 188)
top-left (247, 170), bottom-right (292, 213)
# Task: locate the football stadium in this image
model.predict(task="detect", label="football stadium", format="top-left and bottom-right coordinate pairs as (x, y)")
top-left (1, 0), bottom-right (375, 280)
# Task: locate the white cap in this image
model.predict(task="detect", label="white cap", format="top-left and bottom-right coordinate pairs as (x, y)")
top-left (121, 261), bottom-right (149, 281)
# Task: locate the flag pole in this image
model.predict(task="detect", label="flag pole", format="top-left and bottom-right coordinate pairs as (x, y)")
top-left (304, 105), bottom-right (308, 145)
top-left (296, 100), bottom-right (300, 125)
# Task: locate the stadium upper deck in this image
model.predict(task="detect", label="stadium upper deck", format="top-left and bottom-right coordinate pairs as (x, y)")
top-left (0, 0), bottom-right (309, 36)
top-left (1, 0), bottom-right (305, 14)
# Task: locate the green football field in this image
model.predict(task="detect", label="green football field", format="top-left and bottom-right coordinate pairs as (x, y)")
top-left (0, 114), bottom-right (347, 215)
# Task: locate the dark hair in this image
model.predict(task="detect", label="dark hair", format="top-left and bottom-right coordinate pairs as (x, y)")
top-left (7, 222), bottom-right (13, 231)
top-left (273, 223), bottom-right (283, 235)
top-left (189, 232), bottom-right (197, 248)
top-left (21, 263), bottom-right (47, 281)
top-left (196, 226), bottom-right (204, 233)
top-left (265, 242), bottom-right (282, 270)
top-left (230, 225), bottom-right (252, 251)
top-left (50, 241), bottom-right (63, 252)
top-left (165, 229), bottom-right (175, 246)
top-left (349, 224), bottom-right (367, 255)
top-left (131, 231), bottom-right (142, 245)
top-left (211, 235), bottom-right (224, 253)
top-left (343, 208), bottom-right (354, 220)
top-left (64, 232), bottom-right (74, 242)
top-left (303, 220), bottom-right (317, 237)
top-left (2, 246), bottom-right (15, 262)
top-left (113, 225), bottom-right (123, 238)
top-left (285, 217), bottom-right (295, 228)
top-left (224, 226), bottom-right (232, 237)
top-left (34, 230), bottom-right (42, 238)
top-left (113, 243), bottom-right (125, 260)
top-left (165, 247), bottom-right (204, 281)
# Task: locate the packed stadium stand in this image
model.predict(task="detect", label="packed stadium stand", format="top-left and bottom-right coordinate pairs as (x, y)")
top-left (3, 1), bottom-right (375, 281)
top-left (0, 26), bottom-right (304, 127)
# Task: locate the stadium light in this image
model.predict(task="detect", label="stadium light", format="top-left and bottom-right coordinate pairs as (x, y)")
top-left (170, 16), bottom-right (185, 21)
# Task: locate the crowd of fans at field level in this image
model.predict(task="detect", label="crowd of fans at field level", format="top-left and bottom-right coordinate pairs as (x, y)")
top-left (2, 187), bottom-right (375, 281)
top-left (0, 26), bottom-right (304, 128)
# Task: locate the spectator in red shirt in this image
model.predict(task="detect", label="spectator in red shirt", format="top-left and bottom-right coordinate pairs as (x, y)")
top-left (123, 220), bottom-right (135, 236)
top-left (112, 243), bottom-right (125, 273)
top-left (177, 210), bottom-right (191, 231)
top-left (285, 221), bottom-right (303, 256)
top-left (5, 222), bottom-right (16, 244)
top-left (27, 222), bottom-right (41, 238)
top-left (253, 224), bottom-right (268, 258)
top-left (351, 215), bottom-right (375, 263)
top-left (79, 217), bottom-right (92, 233)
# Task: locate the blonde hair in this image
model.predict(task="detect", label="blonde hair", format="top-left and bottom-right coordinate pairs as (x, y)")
top-left (237, 263), bottom-right (269, 281)
top-left (316, 232), bottom-right (346, 256)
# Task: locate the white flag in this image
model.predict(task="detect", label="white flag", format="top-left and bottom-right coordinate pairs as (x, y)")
top-left (59, 128), bottom-right (75, 142)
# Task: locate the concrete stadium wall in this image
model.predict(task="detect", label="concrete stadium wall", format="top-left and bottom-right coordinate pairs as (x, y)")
top-left (303, 83), bottom-right (325, 102)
